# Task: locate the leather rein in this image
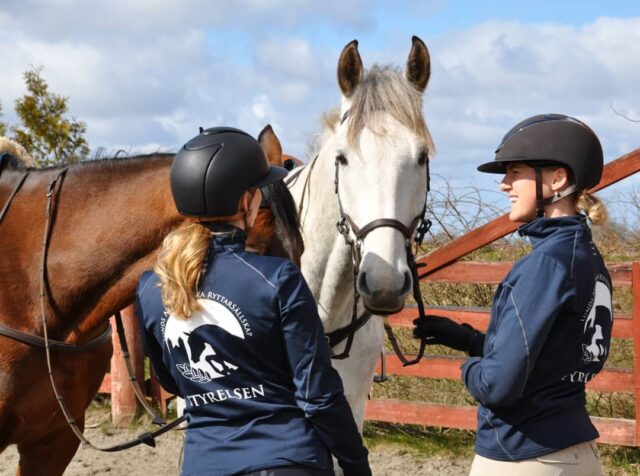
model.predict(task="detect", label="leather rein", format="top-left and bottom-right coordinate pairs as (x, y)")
top-left (0, 160), bottom-right (186, 452)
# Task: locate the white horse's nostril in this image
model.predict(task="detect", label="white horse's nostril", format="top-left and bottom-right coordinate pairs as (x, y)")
top-left (401, 270), bottom-right (412, 296)
top-left (357, 271), bottom-right (371, 296)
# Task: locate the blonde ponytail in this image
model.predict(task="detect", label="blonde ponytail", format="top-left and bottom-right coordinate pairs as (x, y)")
top-left (576, 191), bottom-right (607, 225)
top-left (155, 223), bottom-right (212, 319)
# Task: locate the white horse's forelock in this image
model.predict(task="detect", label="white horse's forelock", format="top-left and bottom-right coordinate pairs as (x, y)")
top-left (345, 65), bottom-right (434, 154)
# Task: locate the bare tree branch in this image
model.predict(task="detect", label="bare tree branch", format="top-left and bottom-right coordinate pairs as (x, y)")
top-left (610, 102), bottom-right (640, 123)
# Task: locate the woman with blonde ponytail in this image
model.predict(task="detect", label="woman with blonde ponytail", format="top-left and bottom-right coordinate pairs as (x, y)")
top-left (135, 127), bottom-right (370, 476)
top-left (576, 190), bottom-right (608, 226)
top-left (414, 114), bottom-right (611, 476)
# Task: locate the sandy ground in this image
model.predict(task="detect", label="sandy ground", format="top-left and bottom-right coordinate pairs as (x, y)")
top-left (0, 417), bottom-right (471, 476)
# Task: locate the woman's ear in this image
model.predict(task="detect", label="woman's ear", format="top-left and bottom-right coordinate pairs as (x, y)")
top-left (551, 167), bottom-right (570, 192)
top-left (237, 190), bottom-right (252, 213)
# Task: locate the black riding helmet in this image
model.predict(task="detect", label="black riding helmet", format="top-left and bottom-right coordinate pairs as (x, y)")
top-left (477, 114), bottom-right (604, 218)
top-left (171, 127), bottom-right (288, 217)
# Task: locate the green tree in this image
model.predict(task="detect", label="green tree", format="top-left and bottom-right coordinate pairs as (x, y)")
top-left (0, 101), bottom-right (6, 137)
top-left (11, 67), bottom-right (89, 166)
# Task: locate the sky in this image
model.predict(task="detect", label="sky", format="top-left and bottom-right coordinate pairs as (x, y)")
top-left (1, 0), bottom-right (639, 222)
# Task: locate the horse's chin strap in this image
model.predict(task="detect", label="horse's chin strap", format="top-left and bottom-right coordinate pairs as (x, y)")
top-left (329, 151), bottom-right (432, 366)
top-left (37, 168), bottom-right (187, 452)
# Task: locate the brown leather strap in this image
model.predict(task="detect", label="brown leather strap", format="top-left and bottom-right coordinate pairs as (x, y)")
top-left (0, 322), bottom-right (112, 352)
top-left (113, 311), bottom-right (167, 426)
top-left (36, 168), bottom-right (186, 452)
top-left (0, 172), bottom-right (29, 225)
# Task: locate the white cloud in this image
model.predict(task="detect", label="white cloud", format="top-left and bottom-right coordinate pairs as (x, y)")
top-left (0, 5), bottom-right (638, 208)
top-left (425, 18), bottom-right (640, 184)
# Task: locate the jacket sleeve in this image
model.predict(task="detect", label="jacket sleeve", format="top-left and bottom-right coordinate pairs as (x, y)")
top-left (461, 253), bottom-right (574, 407)
top-left (135, 275), bottom-right (181, 397)
top-left (276, 262), bottom-right (371, 476)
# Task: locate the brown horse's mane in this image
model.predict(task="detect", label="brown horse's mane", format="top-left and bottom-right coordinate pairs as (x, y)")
top-left (2, 152), bottom-right (176, 173)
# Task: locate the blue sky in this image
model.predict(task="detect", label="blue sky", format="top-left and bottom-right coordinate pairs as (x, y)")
top-left (0, 1), bottom-right (639, 224)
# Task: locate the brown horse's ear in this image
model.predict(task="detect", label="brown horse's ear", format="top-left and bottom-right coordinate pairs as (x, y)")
top-left (337, 39), bottom-right (363, 98)
top-left (258, 124), bottom-right (283, 166)
top-left (406, 35), bottom-right (430, 93)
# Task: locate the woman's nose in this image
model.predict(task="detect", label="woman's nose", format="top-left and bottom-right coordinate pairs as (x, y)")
top-left (499, 178), bottom-right (510, 192)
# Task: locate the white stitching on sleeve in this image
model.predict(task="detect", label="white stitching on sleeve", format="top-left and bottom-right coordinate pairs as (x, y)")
top-left (503, 283), bottom-right (531, 382)
top-left (231, 252), bottom-right (277, 289)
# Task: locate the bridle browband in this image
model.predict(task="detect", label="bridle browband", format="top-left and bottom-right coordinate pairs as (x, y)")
top-left (0, 165), bottom-right (186, 452)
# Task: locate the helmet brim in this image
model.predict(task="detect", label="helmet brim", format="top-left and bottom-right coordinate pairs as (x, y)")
top-left (253, 165), bottom-right (288, 188)
top-left (478, 156), bottom-right (566, 174)
top-left (477, 157), bottom-right (518, 174)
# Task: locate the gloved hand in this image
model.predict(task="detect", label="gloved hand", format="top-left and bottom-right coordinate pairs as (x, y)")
top-left (413, 315), bottom-right (485, 357)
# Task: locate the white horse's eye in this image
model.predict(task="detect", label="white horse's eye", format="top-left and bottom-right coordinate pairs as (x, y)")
top-left (418, 150), bottom-right (428, 166)
top-left (336, 154), bottom-right (348, 166)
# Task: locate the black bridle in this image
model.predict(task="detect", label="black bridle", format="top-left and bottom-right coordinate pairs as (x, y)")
top-left (0, 164), bottom-right (186, 452)
top-left (325, 124), bottom-right (432, 365)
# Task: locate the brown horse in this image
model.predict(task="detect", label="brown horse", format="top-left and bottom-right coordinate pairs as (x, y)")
top-left (0, 126), bottom-right (302, 475)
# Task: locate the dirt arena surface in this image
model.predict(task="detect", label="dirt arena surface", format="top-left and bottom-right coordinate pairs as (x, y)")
top-left (0, 421), bottom-right (471, 476)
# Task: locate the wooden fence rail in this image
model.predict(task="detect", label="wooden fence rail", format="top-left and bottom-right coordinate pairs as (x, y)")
top-left (364, 262), bottom-right (639, 446)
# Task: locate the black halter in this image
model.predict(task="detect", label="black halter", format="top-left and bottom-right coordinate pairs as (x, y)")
top-left (327, 128), bottom-right (432, 364)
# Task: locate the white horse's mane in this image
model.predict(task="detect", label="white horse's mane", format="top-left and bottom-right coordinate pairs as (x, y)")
top-left (0, 137), bottom-right (38, 168)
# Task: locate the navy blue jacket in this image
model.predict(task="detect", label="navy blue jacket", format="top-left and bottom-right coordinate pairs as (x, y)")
top-left (461, 215), bottom-right (613, 461)
top-left (136, 231), bottom-right (370, 476)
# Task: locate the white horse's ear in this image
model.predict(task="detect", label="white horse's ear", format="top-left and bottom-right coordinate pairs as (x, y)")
top-left (258, 124), bottom-right (283, 167)
top-left (406, 35), bottom-right (430, 93)
top-left (337, 39), bottom-right (363, 98)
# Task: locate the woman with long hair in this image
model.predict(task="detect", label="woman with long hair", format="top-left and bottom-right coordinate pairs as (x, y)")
top-left (136, 127), bottom-right (371, 476)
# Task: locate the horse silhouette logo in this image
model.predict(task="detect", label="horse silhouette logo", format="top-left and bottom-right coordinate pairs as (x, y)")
top-left (581, 277), bottom-right (613, 364)
top-left (164, 299), bottom-right (245, 383)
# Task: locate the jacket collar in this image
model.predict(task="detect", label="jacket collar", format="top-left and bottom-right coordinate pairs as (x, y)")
top-left (203, 223), bottom-right (247, 251)
top-left (518, 214), bottom-right (588, 248)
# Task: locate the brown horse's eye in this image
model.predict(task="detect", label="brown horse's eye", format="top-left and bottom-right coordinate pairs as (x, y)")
top-left (336, 154), bottom-right (348, 166)
top-left (418, 150), bottom-right (428, 166)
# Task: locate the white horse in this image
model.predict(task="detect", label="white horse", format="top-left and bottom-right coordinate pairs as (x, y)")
top-left (288, 36), bottom-right (434, 431)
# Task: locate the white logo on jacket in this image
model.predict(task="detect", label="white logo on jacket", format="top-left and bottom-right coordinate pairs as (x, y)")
top-left (164, 299), bottom-right (244, 383)
top-left (581, 276), bottom-right (612, 364)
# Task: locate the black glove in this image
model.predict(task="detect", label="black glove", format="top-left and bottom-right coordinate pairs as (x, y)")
top-left (413, 315), bottom-right (485, 357)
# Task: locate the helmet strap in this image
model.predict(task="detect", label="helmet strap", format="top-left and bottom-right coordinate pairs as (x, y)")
top-left (542, 184), bottom-right (577, 206)
top-left (535, 165), bottom-right (577, 218)
top-left (535, 165), bottom-right (545, 218)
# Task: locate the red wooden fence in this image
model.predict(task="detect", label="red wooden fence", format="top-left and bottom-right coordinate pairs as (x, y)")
top-left (365, 262), bottom-right (638, 446)
top-left (99, 148), bottom-right (640, 439)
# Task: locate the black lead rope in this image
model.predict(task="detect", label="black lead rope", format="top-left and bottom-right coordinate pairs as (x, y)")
top-left (38, 169), bottom-right (187, 452)
top-left (383, 235), bottom-right (430, 367)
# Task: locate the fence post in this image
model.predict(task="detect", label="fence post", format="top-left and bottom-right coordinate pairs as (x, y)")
top-left (633, 263), bottom-right (640, 446)
top-left (109, 305), bottom-right (145, 427)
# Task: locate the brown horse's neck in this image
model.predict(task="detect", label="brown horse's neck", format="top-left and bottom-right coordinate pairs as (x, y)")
top-left (3, 155), bottom-right (184, 343)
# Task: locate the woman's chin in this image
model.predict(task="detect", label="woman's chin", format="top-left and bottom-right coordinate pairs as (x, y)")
top-left (509, 209), bottom-right (533, 223)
